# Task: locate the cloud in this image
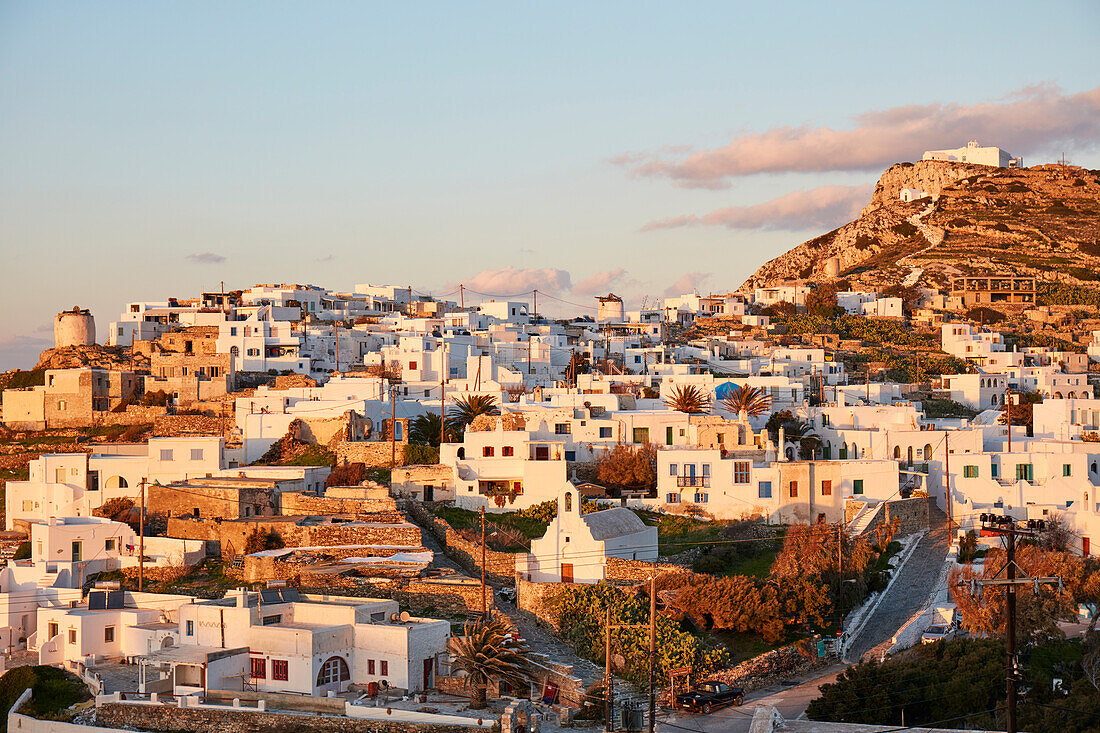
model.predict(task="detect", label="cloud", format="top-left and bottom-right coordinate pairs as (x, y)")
top-left (664, 272), bottom-right (711, 297)
top-left (620, 84), bottom-right (1100, 187)
top-left (455, 267), bottom-right (573, 297)
top-left (186, 252), bottom-right (226, 264)
top-left (642, 184), bottom-right (872, 232)
top-left (573, 268), bottom-right (627, 294)
top-left (0, 334), bottom-right (54, 371)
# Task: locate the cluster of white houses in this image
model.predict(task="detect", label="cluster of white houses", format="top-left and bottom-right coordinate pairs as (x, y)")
top-left (3, 277), bottom-right (1100, 716)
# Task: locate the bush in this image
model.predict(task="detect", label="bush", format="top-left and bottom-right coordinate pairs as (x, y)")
top-left (402, 443), bottom-right (439, 465)
top-left (12, 542), bottom-right (30, 560)
top-left (596, 443), bottom-right (656, 491)
top-left (244, 528), bottom-right (285, 554)
top-left (0, 665), bottom-right (92, 722)
top-left (140, 390), bottom-right (169, 407)
top-left (326, 462), bottom-right (366, 488)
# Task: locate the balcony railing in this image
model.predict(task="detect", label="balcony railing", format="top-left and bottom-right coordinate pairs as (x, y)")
top-left (676, 476), bottom-right (710, 488)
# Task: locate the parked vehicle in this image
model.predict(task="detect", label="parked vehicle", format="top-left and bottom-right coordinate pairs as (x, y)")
top-left (675, 681), bottom-right (745, 714)
top-left (921, 624), bottom-right (957, 644)
top-left (922, 604), bottom-right (960, 644)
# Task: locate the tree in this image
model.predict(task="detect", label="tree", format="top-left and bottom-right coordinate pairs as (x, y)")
top-left (1000, 389), bottom-right (1042, 431)
top-left (446, 395), bottom-right (501, 434)
top-left (244, 528), bottom-right (285, 554)
top-left (409, 412), bottom-right (456, 447)
top-left (720, 385), bottom-right (773, 417)
top-left (596, 443), bottom-right (657, 491)
top-left (664, 384), bottom-right (712, 414)
top-left (805, 283), bottom-right (841, 318)
top-left (446, 614), bottom-right (531, 709)
top-left (326, 462), bottom-right (366, 488)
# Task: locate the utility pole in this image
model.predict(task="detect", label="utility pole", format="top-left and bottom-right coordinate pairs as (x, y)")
top-left (1005, 383), bottom-right (1013, 453)
top-left (971, 515), bottom-right (1061, 733)
top-left (605, 607), bottom-right (612, 732)
top-left (460, 284), bottom-right (464, 310)
top-left (648, 575), bottom-right (657, 733)
top-left (533, 289), bottom-right (538, 323)
top-left (390, 386), bottom-right (397, 468)
top-left (408, 285), bottom-right (413, 315)
top-left (480, 507), bottom-right (487, 619)
top-left (604, 603), bottom-right (652, 732)
top-left (944, 433), bottom-right (952, 528)
top-left (440, 342), bottom-right (447, 448)
top-left (334, 322), bottom-right (340, 374)
top-left (138, 480), bottom-right (146, 592)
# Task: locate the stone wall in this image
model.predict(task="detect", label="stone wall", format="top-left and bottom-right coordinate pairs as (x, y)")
top-left (404, 502), bottom-right (516, 584)
top-left (604, 557), bottom-right (691, 584)
top-left (167, 516), bottom-right (422, 556)
top-left (154, 414), bottom-right (233, 437)
top-left (884, 497), bottom-right (930, 536)
top-left (516, 578), bottom-right (563, 629)
top-left (96, 703), bottom-right (482, 733)
top-left (702, 640), bottom-right (829, 696)
top-left (280, 492), bottom-right (397, 516)
top-left (336, 439), bottom-right (409, 468)
top-left (399, 577), bottom-right (492, 615)
top-left (149, 484), bottom-right (272, 520)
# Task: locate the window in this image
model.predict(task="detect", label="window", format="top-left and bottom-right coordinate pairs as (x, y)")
top-left (564, 492), bottom-right (573, 512)
top-left (317, 656), bottom-right (350, 686)
top-left (633, 427), bottom-right (649, 444)
top-left (821, 480), bottom-right (832, 496)
top-left (262, 614), bottom-right (282, 625)
top-left (272, 660), bottom-right (288, 681)
top-left (555, 423), bottom-right (571, 434)
top-left (251, 658), bottom-right (266, 679)
top-left (191, 449), bottom-right (204, 461)
top-left (409, 361), bottom-right (417, 370)
top-left (853, 479), bottom-right (864, 495)
top-left (105, 539), bottom-right (115, 552)
top-left (599, 427), bottom-right (613, 438)
top-left (992, 464), bottom-right (999, 478)
top-left (789, 481), bottom-right (798, 498)
top-left (758, 481), bottom-right (772, 498)
top-left (502, 446), bottom-right (514, 457)
top-left (565, 450), bottom-right (576, 461)
top-left (380, 660), bottom-right (388, 676)
top-left (963, 466), bottom-right (979, 478)
top-left (186, 620), bottom-right (194, 636)
top-left (1064, 464), bottom-right (1073, 477)
top-left (670, 464), bottom-right (678, 476)
top-left (666, 493), bottom-right (680, 504)
top-left (368, 659), bottom-right (376, 675)
top-left (48, 623), bottom-right (58, 640)
top-left (1016, 463), bottom-right (1034, 482)
top-left (702, 464), bottom-right (710, 477)
top-left (160, 449), bottom-right (174, 461)
top-left (55, 467), bottom-right (66, 484)
top-left (68, 629), bottom-right (76, 645)
top-left (482, 447), bottom-right (494, 457)
top-left (694, 493), bottom-right (708, 503)
top-left (733, 461), bottom-right (750, 483)
top-left (104, 626), bottom-right (115, 643)
top-left (58, 400), bottom-right (66, 411)
top-left (716, 432), bottom-right (724, 444)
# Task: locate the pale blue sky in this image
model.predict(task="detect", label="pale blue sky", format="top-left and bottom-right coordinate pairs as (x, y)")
top-left (2, 1), bottom-right (1099, 368)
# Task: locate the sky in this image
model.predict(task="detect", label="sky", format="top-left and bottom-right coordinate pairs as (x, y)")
top-left (2, 1), bottom-right (1099, 369)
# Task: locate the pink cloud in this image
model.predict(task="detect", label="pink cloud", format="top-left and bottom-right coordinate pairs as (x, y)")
top-left (454, 266), bottom-right (572, 297)
top-left (643, 184), bottom-right (872, 232)
top-left (664, 272), bottom-right (711, 297)
top-left (573, 268), bottom-right (627, 294)
top-left (620, 84), bottom-right (1100, 187)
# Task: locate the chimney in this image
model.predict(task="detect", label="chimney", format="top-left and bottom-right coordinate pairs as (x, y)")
top-left (778, 426), bottom-right (787, 462)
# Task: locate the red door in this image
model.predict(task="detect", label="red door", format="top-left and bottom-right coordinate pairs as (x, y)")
top-left (1084, 537), bottom-right (1091, 556)
top-left (561, 563), bottom-right (574, 583)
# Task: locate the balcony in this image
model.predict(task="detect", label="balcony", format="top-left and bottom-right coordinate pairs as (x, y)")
top-left (676, 476), bottom-right (710, 488)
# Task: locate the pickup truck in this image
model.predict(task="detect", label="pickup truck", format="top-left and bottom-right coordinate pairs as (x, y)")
top-left (674, 681), bottom-right (745, 714)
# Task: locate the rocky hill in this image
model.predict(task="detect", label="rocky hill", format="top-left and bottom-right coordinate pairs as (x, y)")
top-left (742, 160), bottom-right (1100, 302)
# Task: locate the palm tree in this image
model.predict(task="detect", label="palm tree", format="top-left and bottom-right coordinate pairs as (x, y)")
top-left (720, 385), bottom-right (773, 417)
top-left (664, 384), bottom-right (712, 414)
top-left (447, 615), bottom-right (530, 709)
top-left (446, 394), bottom-right (501, 434)
top-left (409, 412), bottom-right (456, 447)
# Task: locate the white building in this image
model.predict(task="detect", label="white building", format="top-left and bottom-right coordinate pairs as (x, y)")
top-left (520, 485), bottom-right (657, 584)
top-left (922, 140), bottom-right (1022, 168)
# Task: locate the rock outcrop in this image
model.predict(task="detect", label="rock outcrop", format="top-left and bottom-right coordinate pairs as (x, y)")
top-left (742, 161), bottom-right (1100, 298)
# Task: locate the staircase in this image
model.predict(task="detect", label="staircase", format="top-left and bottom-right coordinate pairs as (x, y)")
top-left (848, 502), bottom-right (884, 536)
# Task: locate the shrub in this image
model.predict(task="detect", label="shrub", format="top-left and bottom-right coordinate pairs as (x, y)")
top-left (403, 443), bottom-right (439, 465)
top-left (596, 443), bottom-right (656, 491)
top-left (326, 462), bottom-right (366, 488)
top-left (244, 528), bottom-right (285, 554)
top-left (140, 390), bottom-right (169, 407)
top-left (12, 542), bottom-right (30, 560)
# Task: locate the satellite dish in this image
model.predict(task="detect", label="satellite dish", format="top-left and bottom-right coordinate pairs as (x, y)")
top-left (399, 611), bottom-right (411, 622)
top-left (612, 654), bottom-right (625, 669)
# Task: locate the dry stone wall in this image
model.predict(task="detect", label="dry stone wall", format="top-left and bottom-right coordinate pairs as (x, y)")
top-left (404, 502), bottom-right (516, 584)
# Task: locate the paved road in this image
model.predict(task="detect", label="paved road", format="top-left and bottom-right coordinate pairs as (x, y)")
top-left (845, 505), bottom-right (950, 662)
top-left (657, 667), bottom-right (843, 733)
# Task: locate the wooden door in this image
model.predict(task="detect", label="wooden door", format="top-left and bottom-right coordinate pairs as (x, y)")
top-left (561, 563), bottom-right (573, 583)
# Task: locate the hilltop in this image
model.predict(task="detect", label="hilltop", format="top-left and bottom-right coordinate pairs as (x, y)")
top-left (742, 160), bottom-right (1100, 306)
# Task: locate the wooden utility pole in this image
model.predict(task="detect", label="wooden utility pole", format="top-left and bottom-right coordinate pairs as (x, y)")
top-left (440, 342), bottom-right (447, 448)
top-left (944, 433), bottom-right (952, 527)
top-left (972, 516), bottom-right (1061, 733)
top-left (333, 322), bottom-right (340, 374)
top-left (480, 507), bottom-right (487, 618)
top-left (1005, 383), bottom-right (1013, 453)
top-left (605, 607), bottom-right (612, 732)
top-left (533, 289), bottom-right (538, 323)
top-left (408, 285), bottom-right (413, 315)
top-left (138, 480), bottom-right (146, 592)
top-left (390, 386), bottom-right (397, 468)
top-left (460, 284), bottom-right (464, 310)
top-left (648, 576), bottom-right (657, 733)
